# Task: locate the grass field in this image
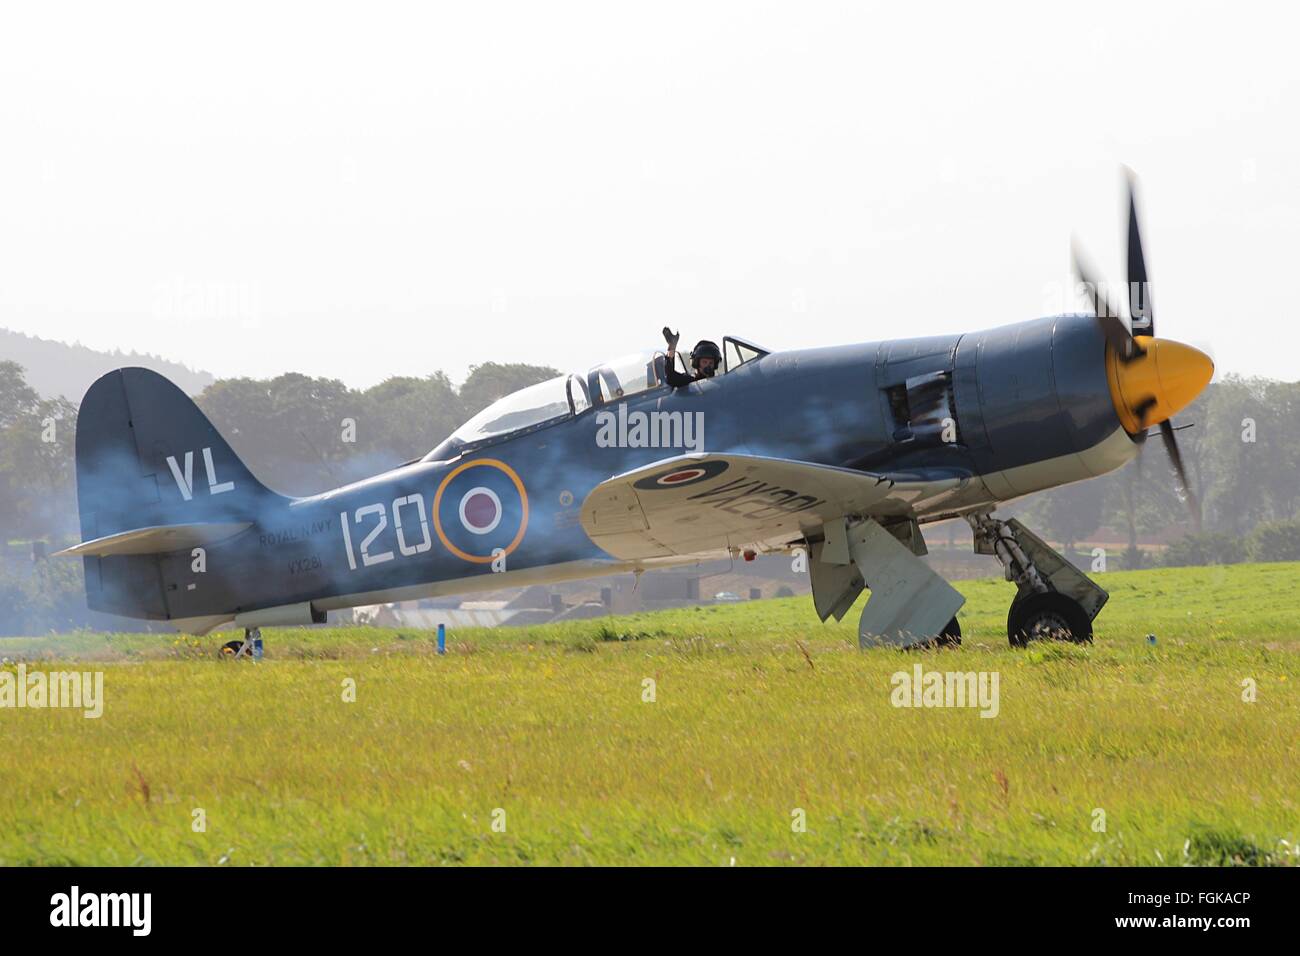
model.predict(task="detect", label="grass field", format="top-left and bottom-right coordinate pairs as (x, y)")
top-left (2, 562), bottom-right (1297, 866)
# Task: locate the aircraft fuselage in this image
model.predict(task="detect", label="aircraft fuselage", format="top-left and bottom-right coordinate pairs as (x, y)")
top-left (145, 312), bottom-right (1137, 626)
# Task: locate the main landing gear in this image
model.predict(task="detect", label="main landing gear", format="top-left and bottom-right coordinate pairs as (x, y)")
top-left (966, 512), bottom-right (1108, 648)
top-left (905, 616), bottom-right (962, 652)
top-left (220, 627), bottom-right (264, 660)
top-left (807, 516), bottom-right (967, 650)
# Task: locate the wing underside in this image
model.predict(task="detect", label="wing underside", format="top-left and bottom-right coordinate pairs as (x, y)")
top-left (579, 453), bottom-right (966, 561)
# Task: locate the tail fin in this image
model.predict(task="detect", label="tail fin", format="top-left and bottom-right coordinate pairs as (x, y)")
top-left (68, 367), bottom-right (286, 619)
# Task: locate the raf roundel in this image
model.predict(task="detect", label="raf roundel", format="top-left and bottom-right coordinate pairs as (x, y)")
top-left (433, 459), bottom-right (528, 563)
top-left (632, 459), bottom-right (729, 491)
top-left (657, 468), bottom-right (706, 485)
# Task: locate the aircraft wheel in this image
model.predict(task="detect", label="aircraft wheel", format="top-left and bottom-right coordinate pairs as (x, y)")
top-left (905, 617), bottom-right (961, 651)
top-left (936, 617), bottom-right (962, 648)
top-left (219, 639), bottom-right (247, 659)
top-left (1007, 592), bottom-right (1092, 648)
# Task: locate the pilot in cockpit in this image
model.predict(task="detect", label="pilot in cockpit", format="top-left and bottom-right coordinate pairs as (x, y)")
top-left (661, 327), bottom-right (721, 387)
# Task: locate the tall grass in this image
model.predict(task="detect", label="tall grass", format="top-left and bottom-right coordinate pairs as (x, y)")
top-left (1, 562), bottom-right (1296, 865)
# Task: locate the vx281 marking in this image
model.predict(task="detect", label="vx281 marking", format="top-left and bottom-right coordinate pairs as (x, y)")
top-left (288, 554), bottom-right (322, 576)
top-left (686, 477), bottom-right (826, 521)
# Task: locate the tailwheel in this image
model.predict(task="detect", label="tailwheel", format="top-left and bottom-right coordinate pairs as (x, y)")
top-left (1007, 592), bottom-right (1092, 648)
top-left (219, 628), bottom-right (263, 660)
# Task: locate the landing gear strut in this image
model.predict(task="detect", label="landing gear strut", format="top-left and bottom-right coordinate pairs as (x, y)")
top-left (808, 517), bottom-right (966, 650)
top-left (967, 512), bottom-right (1107, 648)
top-left (220, 627), bottom-right (263, 660)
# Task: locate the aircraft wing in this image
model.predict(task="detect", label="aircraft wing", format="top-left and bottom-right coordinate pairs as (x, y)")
top-left (579, 453), bottom-right (965, 561)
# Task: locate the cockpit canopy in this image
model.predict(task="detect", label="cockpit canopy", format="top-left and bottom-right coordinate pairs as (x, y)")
top-left (424, 336), bottom-right (769, 462)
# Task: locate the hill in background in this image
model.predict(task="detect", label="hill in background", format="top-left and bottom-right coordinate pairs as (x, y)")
top-left (0, 328), bottom-right (214, 400)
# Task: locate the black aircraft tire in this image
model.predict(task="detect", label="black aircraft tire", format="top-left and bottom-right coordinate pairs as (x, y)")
top-left (937, 617), bottom-right (962, 648)
top-left (220, 639), bottom-right (246, 659)
top-left (1007, 592), bottom-right (1092, 648)
top-left (905, 617), bottom-right (961, 651)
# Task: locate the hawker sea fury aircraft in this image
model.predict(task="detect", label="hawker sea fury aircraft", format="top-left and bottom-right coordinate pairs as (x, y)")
top-left (61, 174), bottom-right (1213, 653)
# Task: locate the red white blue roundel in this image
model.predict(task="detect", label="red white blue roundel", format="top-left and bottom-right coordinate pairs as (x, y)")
top-left (632, 459), bottom-right (729, 491)
top-left (433, 459), bottom-right (529, 563)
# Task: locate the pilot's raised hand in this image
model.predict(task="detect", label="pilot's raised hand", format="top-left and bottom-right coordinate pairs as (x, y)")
top-left (662, 327), bottom-right (681, 351)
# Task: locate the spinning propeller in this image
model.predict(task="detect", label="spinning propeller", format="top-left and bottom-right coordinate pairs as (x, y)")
top-left (1072, 169), bottom-right (1214, 529)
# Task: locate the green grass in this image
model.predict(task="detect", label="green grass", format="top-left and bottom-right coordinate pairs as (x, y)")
top-left (2, 562), bottom-right (1297, 866)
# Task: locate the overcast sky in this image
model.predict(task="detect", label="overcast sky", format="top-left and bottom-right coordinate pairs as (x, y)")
top-left (0, 1), bottom-right (1294, 389)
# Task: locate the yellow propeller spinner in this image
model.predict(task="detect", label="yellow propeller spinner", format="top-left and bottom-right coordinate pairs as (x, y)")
top-left (1106, 335), bottom-right (1214, 434)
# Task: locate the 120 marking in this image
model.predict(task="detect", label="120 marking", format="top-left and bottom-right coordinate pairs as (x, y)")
top-left (339, 494), bottom-right (432, 570)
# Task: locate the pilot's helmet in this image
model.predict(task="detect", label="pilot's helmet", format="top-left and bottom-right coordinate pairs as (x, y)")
top-left (690, 340), bottom-right (722, 375)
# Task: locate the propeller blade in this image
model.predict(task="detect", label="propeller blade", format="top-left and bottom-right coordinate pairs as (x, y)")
top-left (1072, 237), bottom-right (1143, 361)
top-left (1159, 419), bottom-right (1201, 531)
top-left (1125, 168), bottom-right (1154, 337)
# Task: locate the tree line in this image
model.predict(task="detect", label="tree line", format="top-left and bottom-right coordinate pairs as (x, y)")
top-left (193, 361), bottom-right (559, 495)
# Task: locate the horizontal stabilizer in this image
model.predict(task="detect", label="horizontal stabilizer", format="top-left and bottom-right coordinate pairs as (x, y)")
top-left (55, 522), bottom-right (252, 557)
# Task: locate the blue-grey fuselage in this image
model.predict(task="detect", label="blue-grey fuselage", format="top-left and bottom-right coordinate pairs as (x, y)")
top-left (71, 313), bottom-right (1143, 630)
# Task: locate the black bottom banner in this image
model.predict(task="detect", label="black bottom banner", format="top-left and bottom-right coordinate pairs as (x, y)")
top-left (0, 865), bottom-right (1284, 943)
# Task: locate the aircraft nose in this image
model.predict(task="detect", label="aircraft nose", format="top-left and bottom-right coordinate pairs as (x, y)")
top-left (1107, 336), bottom-right (1214, 433)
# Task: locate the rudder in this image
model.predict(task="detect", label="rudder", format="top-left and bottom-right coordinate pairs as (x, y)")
top-left (72, 367), bottom-right (286, 619)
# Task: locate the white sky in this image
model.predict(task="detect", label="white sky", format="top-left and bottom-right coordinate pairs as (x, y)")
top-left (0, 1), bottom-right (1294, 388)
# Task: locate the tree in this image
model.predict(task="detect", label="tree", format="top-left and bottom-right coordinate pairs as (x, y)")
top-left (359, 373), bottom-right (464, 464)
top-left (1249, 518), bottom-right (1300, 562)
top-left (197, 374), bottom-right (361, 495)
top-left (0, 360), bottom-right (41, 429)
top-left (1197, 376), bottom-right (1300, 535)
top-left (1037, 479), bottom-right (1106, 554)
top-left (0, 363), bottom-right (78, 540)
